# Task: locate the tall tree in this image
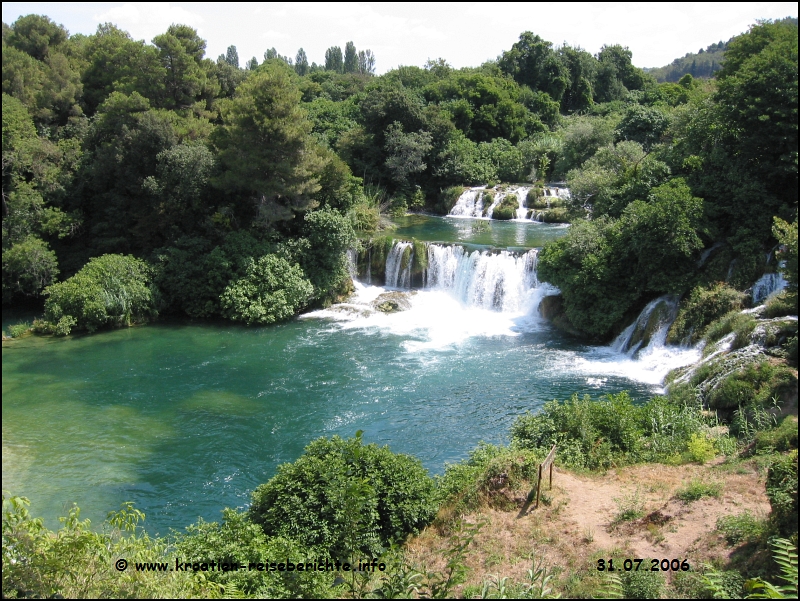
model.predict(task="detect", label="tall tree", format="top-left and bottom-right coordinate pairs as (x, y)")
top-left (295, 48), bottom-right (309, 76)
top-left (224, 45), bottom-right (239, 68)
top-left (357, 49), bottom-right (376, 75)
top-left (152, 24), bottom-right (208, 109)
top-left (211, 62), bottom-right (324, 227)
top-left (343, 41), bottom-right (358, 74)
top-left (324, 46), bottom-right (343, 72)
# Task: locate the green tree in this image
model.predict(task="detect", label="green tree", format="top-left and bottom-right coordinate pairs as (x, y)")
top-left (384, 121), bottom-right (433, 187)
top-left (152, 24), bottom-right (209, 109)
top-left (220, 254), bottom-right (313, 325)
top-left (325, 46), bottom-right (343, 72)
top-left (295, 47), bottom-right (309, 76)
top-left (212, 62), bottom-right (324, 227)
top-left (343, 41), bottom-right (358, 74)
top-left (249, 433), bottom-right (437, 557)
top-left (224, 44), bottom-right (239, 68)
top-left (2, 235), bottom-right (59, 302)
top-left (499, 32), bottom-right (569, 103)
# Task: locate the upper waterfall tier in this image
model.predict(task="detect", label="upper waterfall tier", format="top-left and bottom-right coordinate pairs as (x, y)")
top-left (448, 184), bottom-right (570, 221)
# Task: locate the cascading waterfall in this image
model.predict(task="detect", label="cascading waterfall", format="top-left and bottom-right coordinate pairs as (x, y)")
top-left (385, 242), bottom-right (413, 288)
top-left (449, 188), bottom-right (485, 217)
top-left (751, 272), bottom-right (787, 304)
top-left (448, 185), bottom-right (571, 221)
top-left (425, 244), bottom-right (539, 312)
top-left (611, 295), bottom-right (679, 356)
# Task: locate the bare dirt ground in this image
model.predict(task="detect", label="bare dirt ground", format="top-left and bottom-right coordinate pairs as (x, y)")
top-left (405, 458), bottom-right (771, 597)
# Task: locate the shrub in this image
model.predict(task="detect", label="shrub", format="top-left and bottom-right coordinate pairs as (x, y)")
top-left (676, 479), bottom-right (722, 501)
top-left (621, 566), bottom-right (664, 599)
top-left (755, 416), bottom-right (799, 452)
top-left (249, 433), bottom-right (437, 557)
top-left (510, 392), bottom-right (704, 469)
top-left (40, 254), bottom-right (157, 335)
top-left (7, 323), bottom-right (30, 338)
top-left (716, 511), bottom-right (767, 545)
top-left (435, 186), bottom-right (465, 215)
top-left (221, 254), bottom-right (313, 325)
top-left (765, 450), bottom-right (798, 537)
top-left (667, 283), bottom-right (744, 345)
top-left (764, 291), bottom-right (797, 318)
top-left (704, 311), bottom-right (756, 347)
top-left (491, 194), bottom-right (518, 220)
top-left (177, 509), bottom-right (335, 598)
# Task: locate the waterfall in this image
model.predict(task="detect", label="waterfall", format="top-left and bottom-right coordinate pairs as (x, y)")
top-left (373, 240), bottom-right (546, 313)
top-left (385, 241), bottom-right (413, 288)
top-left (751, 272), bottom-right (787, 304)
top-left (449, 187), bottom-right (486, 217)
top-left (612, 295), bottom-right (679, 356)
top-left (425, 244), bottom-right (540, 312)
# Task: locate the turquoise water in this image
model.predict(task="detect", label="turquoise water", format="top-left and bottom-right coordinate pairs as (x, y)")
top-left (389, 214), bottom-right (568, 249)
top-left (2, 217), bottom-right (697, 534)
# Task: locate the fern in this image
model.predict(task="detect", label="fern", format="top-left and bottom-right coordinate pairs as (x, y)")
top-left (596, 572), bottom-right (624, 599)
top-left (745, 538), bottom-right (798, 599)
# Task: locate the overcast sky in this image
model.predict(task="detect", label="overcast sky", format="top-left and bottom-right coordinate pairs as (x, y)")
top-left (3, 2), bottom-right (798, 72)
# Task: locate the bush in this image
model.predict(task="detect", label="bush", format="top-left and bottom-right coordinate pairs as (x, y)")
top-left (511, 392), bottom-right (709, 469)
top-left (6, 323), bottom-right (30, 338)
top-left (435, 444), bottom-right (544, 522)
top-left (434, 186), bottom-right (465, 215)
top-left (764, 291), bottom-right (797, 318)
top-left (755, 416), bottom-right (798, 452)
top-left (621, 568), bottom-right (664, 599)
top-left (491, 194), bottom-right (518, 220)
top-left (249, 433), bottom-right (437, 557)
top-left (765, 450), bottom-right (798, 537)
top-left (177, 509), bottom-right (335, 598)
top-left (667, 283), bottom-right (744, 345)
top-left (676, 479), bottom-right (722, 501)
top-left (220, 254), bottom-right (313, 325)
top-left (40, 254), bottom-right (157, 335)
top-left (716, 511), bottom-right (767, 545)
top-left (704, 311), bottom-right (756, 347)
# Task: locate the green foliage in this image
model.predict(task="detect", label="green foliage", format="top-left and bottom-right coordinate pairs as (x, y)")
top-left (765, 450), bottom-right (798, 537)
top-left (716, 511), bottom-right (768, 545)
top-left (2, 235), bottom-right (59, 302)
top-left (676, 479), bottom-right (722, 501)
top-left (220, 254), bottom-right (313, 325)
top-left (6, 322), bottom-right (31, 338)
top-left (755, 416), bottom-right (799, 453)
top-left (40, 254), bottom-right (156, 334)
top-left (686, 433), bottom-right (717, 463)
top-left (773, 216), bottom-right (798, 300)
top-left (435, 444), bottom-right (543, 522)
top-left (1, 495), bottom-right (214, 599)
top-left (176, 509), bottom-right (335, 598)
top-left (742, 538), bottom-right (798, 599)
top-left (510, 391), bottom-right (708, 469)
top-left (538, 179), bottom-right (702, 338)
top-left (212, 62), bottom-right (324, 227)
top-left (299, 208), bottom-right (357, 301)
top-left (620, 566), bottom-right (664, 599)
top-left (492, 193), bottom-right (519, 221)
top-left (249, 433), bottom-right (437, 557)
top-left (667, 283), bottom-right (745, 345)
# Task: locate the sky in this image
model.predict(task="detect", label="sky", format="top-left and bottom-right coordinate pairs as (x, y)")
top-left (3, 2), bottom-right (798, 72)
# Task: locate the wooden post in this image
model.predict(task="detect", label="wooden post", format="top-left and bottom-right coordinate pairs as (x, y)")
top-left (535, 464), bottom-right (543, 509)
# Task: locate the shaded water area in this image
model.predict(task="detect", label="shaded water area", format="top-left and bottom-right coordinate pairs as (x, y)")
top-left (2, 216), bottom-right (699, 534)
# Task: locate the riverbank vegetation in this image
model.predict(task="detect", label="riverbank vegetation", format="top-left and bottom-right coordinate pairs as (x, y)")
top-left (4, 14), bottom-right (795, 340)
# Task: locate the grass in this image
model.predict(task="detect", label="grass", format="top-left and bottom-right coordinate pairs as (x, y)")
top-left (675, 479), bottom-right (722, 502)
top-left (611, 489), bottom-right (644, 525)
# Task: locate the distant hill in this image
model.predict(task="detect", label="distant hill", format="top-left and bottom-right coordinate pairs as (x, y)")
top-left (646, 16), bottom-right (798, 83)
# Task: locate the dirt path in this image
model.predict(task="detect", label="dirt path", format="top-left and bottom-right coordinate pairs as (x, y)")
top-left (407, 459), bottom-right (771, 595)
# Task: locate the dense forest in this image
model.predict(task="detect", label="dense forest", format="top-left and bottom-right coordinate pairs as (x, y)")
top-left (4, 14), bottom-right (794, 339)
